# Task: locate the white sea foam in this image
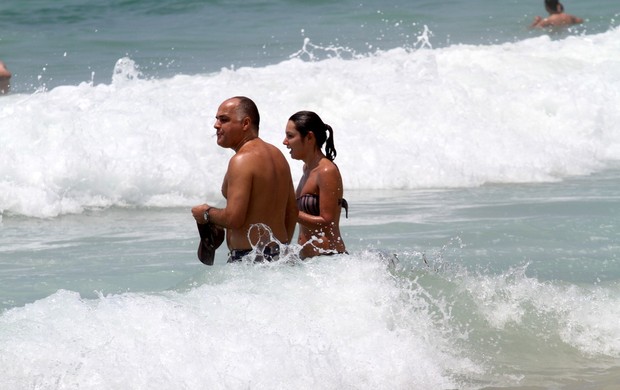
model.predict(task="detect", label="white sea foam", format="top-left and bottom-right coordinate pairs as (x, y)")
top-left (2, 251), bottom-right (619, 388)
top-left (0, 254), bottom-right (467, 389)
top-left (461, 265), bottom-right (620, 357)
top-left (1, 29), bottom-right (619, 217)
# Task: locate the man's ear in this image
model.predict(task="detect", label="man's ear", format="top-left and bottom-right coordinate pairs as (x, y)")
top-left (242, 116), bottom-right (251, 130)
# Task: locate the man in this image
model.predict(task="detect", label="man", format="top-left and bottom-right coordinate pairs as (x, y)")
top-left (530, 0), bottom-right (583, 29)
top-left (191, 96), bottom-right (298, 263)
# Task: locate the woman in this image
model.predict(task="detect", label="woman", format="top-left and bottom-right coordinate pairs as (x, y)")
top-left (283, 111), bottom-right (348, 259)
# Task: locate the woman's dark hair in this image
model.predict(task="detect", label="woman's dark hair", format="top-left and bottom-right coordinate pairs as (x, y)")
top-left (545, 0), bottom-right (563, 13)
top-left (289, 111), bottom-right (337, 161)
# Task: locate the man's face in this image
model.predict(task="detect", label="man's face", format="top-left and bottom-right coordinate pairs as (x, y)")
top-left (214, 99), bottom-right (243, 148)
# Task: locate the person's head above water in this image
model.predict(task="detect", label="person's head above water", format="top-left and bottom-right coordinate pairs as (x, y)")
top-left (545, 0), bottom-right (564, 14)
top-left (288, 110), bottom-right (338, 161)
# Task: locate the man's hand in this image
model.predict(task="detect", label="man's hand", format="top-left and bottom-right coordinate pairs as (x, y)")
top-left (191, 204), bottom-right (210, 224)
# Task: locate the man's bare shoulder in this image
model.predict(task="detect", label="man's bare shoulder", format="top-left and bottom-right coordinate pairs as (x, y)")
top-left (227, 147), bottom-right (256, 175)
top-left (230, 138), bottom-right (265, 161)
top-left (250, 138), bottom-right (289, 163)
top-left (230, 138), bottom-right (288, 170)
top-left (265, 140), bottom-right (289, 159)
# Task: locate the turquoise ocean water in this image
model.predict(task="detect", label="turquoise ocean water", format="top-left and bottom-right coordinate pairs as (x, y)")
top-left (2, 0), bottom-right (620, 388)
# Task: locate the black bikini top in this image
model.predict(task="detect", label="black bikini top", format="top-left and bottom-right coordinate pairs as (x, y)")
top-left (297, 193), bottom-right (349, 218)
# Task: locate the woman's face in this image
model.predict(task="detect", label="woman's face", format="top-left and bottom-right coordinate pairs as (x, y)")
top-left (283, 120), bottom-right (307, 160)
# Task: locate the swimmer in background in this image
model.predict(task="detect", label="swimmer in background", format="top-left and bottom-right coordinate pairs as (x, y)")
top-left (530, 0), bottom-right (583, 29)
top-left (0, 61), bottom-right (11, 94)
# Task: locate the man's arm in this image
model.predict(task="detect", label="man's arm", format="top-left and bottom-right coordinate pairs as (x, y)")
top-left (210, 155), bottom-right (252, 229)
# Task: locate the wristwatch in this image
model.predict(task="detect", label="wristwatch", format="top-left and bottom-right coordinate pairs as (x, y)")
top-left (203, 207), bottom-right (211, 224)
